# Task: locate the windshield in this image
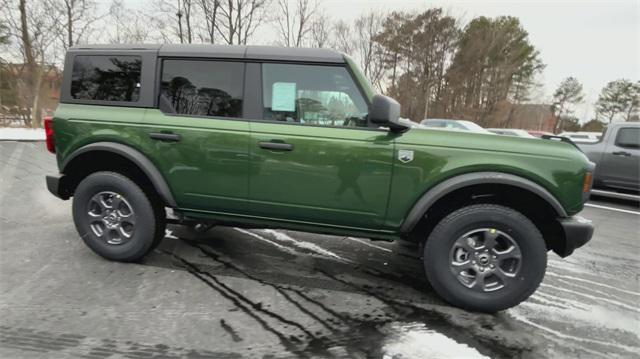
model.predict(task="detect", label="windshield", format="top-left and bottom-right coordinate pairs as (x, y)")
top-left (343, 54), bottom-right (374, 102)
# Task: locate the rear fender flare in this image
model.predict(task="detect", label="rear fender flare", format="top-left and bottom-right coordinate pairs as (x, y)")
top-left (61, 142), bottom-right (177, 207)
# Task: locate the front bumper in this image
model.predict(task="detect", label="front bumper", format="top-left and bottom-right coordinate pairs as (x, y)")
top-left (557, 216), bottom-right (594, 257)
top-left (46, 174), bottom-right (70, 200)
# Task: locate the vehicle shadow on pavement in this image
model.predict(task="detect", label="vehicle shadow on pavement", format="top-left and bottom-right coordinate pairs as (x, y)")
top-left (140, 225), bottom-right (535, 358)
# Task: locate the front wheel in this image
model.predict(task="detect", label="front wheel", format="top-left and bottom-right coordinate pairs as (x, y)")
top-left (423, 204), bottom-right (547, 312)
top-left (72, 171), bottom-right (166, 262)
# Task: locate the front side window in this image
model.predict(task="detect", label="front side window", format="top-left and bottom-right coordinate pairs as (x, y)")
top-left (71, 55), bottom-right (141, 102)
top-left (262, 63), bottom-right (368, 127)
top-left (615, 128), bottom-right (640, 148)
top-left (160, 60), bottom-right (244, 118)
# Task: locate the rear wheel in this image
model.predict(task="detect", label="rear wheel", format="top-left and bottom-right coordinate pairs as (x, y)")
top-left (72, 171), bottom-right (166, 262)
top-left (423, 204), bottom-right (547, 312)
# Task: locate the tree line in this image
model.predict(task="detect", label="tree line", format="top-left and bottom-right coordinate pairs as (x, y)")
top-left (0, 0), bottom-right (638, 130)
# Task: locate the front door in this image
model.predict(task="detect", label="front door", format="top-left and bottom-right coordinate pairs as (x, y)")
top-left (143, 59), bottom-right (250, 214)
top-left (248, 63), bottom-right (394, 230)
top-left (600, 126), bottom-right (640, 190)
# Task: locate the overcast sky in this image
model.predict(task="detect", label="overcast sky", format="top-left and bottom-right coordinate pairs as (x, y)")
top-left (313, 0), bottom-right (639, 121)
top-left (124, 0), bottom-right (639, 121)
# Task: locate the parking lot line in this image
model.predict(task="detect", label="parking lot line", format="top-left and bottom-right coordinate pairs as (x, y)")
top-left (584, 203), bottom-right (640, 215)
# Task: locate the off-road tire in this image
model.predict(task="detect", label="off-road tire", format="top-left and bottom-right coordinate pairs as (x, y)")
top-left (72, 171), bottom-right (166, 262)
top-left (423, 204), bottom-right (547, 312)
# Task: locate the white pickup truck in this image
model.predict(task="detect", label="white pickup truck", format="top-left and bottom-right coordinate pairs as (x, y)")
top-left (578, 122), bottom-right (639, 192)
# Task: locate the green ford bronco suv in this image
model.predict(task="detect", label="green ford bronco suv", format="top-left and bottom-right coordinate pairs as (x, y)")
top-left (45, 44), bottom-right (595, 312)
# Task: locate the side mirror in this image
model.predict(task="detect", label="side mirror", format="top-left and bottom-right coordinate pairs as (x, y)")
top-left (369, 94), bottom-right (407, 132)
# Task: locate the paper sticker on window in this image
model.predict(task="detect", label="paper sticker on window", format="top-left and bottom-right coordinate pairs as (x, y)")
top-left (271, 82), bottom-right (296, 111)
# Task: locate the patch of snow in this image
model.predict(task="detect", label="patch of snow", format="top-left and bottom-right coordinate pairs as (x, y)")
top-left (0, 127), bottom-right (45, 141)
top-left (164, 229), bottom-right (178, 239)
top-left (234, 228), bottom-right (300, 256)
top-left (381, 322), bottom-right (489, 359)
top-left (261, 229), bottom-right (352, 262)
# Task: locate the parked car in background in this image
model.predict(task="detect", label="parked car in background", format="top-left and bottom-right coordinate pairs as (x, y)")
top-left (560, 131), bottom-right (602, 143)
top-left (421, 119), bottom-right (494, 134)
top-left (577, 122), bottom-right (639, 192)
top-left (527, 130), bottom-right (554, 138)
top-left (488, 128), bottom-right (537, 138)
top-left (398, 118), bottom-right (426, 129)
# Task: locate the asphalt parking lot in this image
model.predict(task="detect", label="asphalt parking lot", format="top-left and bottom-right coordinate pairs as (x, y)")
top-left (1, 141), bottom-right (639, 358)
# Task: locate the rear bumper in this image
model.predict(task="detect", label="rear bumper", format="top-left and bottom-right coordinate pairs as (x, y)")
top-left (557, 216), bottom-right (594, 257)
top-left (46, 174), bottom-right (70, 200)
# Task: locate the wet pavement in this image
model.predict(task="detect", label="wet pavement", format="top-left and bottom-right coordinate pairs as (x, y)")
top-left (1, 141), bottom-right (639, 358)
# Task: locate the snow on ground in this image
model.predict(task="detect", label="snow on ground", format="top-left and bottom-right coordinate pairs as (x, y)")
top-left (0, 127), bottom-right (45, 141)
top-left (381, 322), bottom-right (490, 359)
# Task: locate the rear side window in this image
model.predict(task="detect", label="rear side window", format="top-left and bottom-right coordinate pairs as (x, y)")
top-left (71, 55), bottom-right (141, 102)
top-left (160, 60), bottom-right (244, 118)
top-left (615, 128), bottom-right (640, 148)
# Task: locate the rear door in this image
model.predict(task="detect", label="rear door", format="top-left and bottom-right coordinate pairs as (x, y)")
top-left (142, 59), bottom-right (250, 214)
top-left (247, 63), bottom-right (394, 230)
top-left (600, 126), bottom-right (640, 190)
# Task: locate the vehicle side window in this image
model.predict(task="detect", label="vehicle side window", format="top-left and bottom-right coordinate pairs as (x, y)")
top-left (261, 63), bottom-right (368, 127)
top-left (160, 60), bottom-right (244, 118)
top-left (71, 55), bottom-right (141, 101)
top-left (615, 128), bottom-right (640, 148)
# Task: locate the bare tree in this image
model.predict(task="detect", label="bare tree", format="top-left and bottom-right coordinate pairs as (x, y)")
top-left (157, 0), bottom-right (195, 43)
top-left (309, 11), bottom-right (329, 47)
top-left (107, 0), bottom-right (157, 43)
top-left (216, 0), bottom-right (270, 45)
top-left (1, 0), bottom-right (59, 127)
top-left (275, 0), bottom-right (318, 47)
top-left (47, 0), bottom-right (100, 50)
top-left (353, 12), bottom-right (386, 91)
top-left (198, 0), bottom-right (220, 43)
top-left (331, 20), bottom-right (353, 54)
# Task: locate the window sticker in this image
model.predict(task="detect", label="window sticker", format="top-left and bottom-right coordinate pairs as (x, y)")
top-left (271, 82), bottom-right (296, 111)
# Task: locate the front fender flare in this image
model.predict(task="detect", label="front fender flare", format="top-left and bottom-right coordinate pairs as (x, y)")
top-left (61, 142), bottom-right (177, 207)
top-left (399, 171), bottom-right (567, 234)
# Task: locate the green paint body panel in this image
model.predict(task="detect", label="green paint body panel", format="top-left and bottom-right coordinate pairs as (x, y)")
top-left (52, 63), bottom-right (591, 240)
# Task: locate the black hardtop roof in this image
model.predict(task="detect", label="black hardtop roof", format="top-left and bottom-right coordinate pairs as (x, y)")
top-left (69, 44), bottom-right (345, 63)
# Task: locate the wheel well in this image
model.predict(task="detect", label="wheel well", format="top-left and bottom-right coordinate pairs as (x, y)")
top-left (62, 151), bottom-right (160, 205)
top-left (408, 183), bottom-right (565, 254)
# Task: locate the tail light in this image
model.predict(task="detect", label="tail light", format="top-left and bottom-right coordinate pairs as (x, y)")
top-left (44, 116), bottom-right (55, 153)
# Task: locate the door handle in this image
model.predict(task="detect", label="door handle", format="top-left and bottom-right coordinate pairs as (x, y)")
top-left (612, 151), bottom-right (631, 157)
top-left (149, 132), bottom-right (181, 142)
top-left (258, 141), bottom-right (293, 151)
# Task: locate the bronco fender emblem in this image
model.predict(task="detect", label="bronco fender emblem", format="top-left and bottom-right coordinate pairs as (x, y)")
top-left (398, 149), bottom-right (414, 163)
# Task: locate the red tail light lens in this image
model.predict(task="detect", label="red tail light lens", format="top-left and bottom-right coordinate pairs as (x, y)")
top-left (44, 116), bottom-right (55, 153)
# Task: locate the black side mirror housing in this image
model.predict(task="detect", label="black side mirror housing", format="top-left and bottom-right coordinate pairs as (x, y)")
top-left (369, 94), bottom-right (407, 132)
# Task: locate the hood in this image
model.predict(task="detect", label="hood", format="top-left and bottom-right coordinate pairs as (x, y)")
top-left (397, 127), bottom-right (586, 161)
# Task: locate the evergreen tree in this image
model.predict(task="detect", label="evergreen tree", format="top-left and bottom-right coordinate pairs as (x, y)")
top-left (551, 77), bottom-right (584, 133)
top-left (596, 79), bottom-right (640, 123)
